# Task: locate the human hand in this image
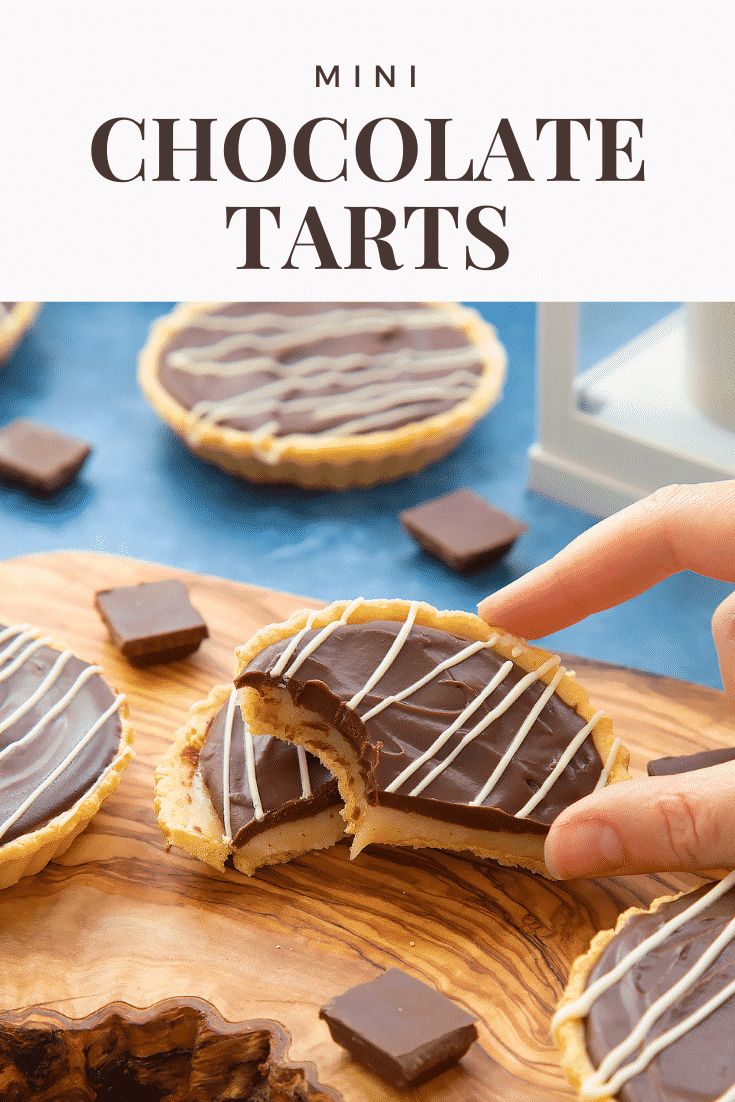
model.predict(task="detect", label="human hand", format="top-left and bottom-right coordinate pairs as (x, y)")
top-left (477, 481), bottom-right (735, 879)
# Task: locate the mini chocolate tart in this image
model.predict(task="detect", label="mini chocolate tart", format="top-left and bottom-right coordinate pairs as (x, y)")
top-left (0, 302), bottom-right (41, 363)
top-left (553, 870), bottom-right (735, 1102)
top-left (0, 622), bottom-right (134, 890)
top-left (234, 599), bottom-right (629, 876)
top-left (137, 302), bottom-right (506, 489)
top-left (154, 684), bottom-right (344, 875)
top-left (0, 997), bottom-right (336, 1101)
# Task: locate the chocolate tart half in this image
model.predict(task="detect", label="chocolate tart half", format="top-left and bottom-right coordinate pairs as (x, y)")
top-left (0, 996), bottom-right (337, 1101)
top-left (234, 599), bottom-right (629, 877)
top-left (0, 302), bottom-right (40, 364)
top-left (154, 683), bottom-right (344, 875)
top-left (553, 869), bottom-right (735, 1102)
top-left (137, 301), bottom-right (506, 489)
top-left (0, 622), bottom-right (134, 890)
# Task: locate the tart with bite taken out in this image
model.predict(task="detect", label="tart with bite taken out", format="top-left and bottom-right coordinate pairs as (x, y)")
top-left (234, 598), bottom-right (629, 877)
top-left (154, 683), bottom-right (344, 875)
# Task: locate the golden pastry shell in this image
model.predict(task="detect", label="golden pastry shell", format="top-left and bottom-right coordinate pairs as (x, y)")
top-left (138, 302), bottom-right (507, 489)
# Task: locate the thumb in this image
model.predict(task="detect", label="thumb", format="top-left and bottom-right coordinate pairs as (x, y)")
top-left (544, 761), bottom-right (735, 879)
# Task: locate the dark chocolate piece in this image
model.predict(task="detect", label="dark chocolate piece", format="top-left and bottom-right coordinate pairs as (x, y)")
top-left (199, 698), bottom-right (340, 847)
top-left (237, 620), bottom-right (602, 833)
top-left (0, 417), bottom-right (91, 494)
top-left (399, 489), bottom-right (527, 572)
top-left (647, 745), bottom-right (735, 776)
top-left (320, 967), bottom-right (478, 1089)
top-left (584, 879), bottom-right (735, 1102)
top-left (95, 579), bottom-right (208, 666)
top-left (0, 624), bottom-right (122, 844)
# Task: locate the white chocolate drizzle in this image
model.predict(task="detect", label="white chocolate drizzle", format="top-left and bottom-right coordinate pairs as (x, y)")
top-left (361, 638), bottom-right (499, 723)
top-left (0, 625), bottom-right (125, 843)
top-left (0, 623), bottom-right (30, 642)
top-left (0, 665), bottom-right (102, 762)
top-left (226, 686), bottom-right (315, 832)
top-left (221, 686), bottom-right (237, 839)
top-left (270, 605), bottom-right (609, 815)
top-left (347, 601), bottom-right (419, 710)
top-left (592, 736), bottom-right (622, 792)
top-left (0, 649), bottom-right (74, 739)
top-left (393, 658), bottom-right (516, 796)
top-left (553, 869), bottom-right (735, 1101)
top-left (279, 598), bottom-right (365, 680)
top-left (471, 669), bottom-right (566, 807)
top-left (189, 365), bottom-right (480, 435)
top-left (171, 305), bottom-right (461, 363)
top-left (242, 709), bottom-right (264, 823)
top-left (297, 746), bottom-right (312, 799)
top-left (0, 692), bottom-right (125, 842)
top-left (515, 709), bottom-right (606, 819)
top-left (165, 304), bottom-right (483, 442)
top-left (0, 632), bottom-right (55, 682)
top-left (270, 607), bottom-right (329, 678)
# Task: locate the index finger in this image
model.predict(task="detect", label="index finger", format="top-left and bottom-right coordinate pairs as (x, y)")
top-left (477, 481), bottom-right (735, 638)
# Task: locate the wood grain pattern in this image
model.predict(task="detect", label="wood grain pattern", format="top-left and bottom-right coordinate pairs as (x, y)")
top-left (1, 551), bottom-right (733, 1102)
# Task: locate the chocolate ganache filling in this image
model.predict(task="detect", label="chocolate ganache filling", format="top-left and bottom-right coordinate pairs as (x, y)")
top-left (199, 692), bottom-right (339, 847)
top-left (157, 302), bottom-right (485, 437)
top-left (236, 620), bottom-right (603, 834)
top-left (0, 624), bottom-right (123, 845)
top-left (583, 879), bottom-right (735, 1102)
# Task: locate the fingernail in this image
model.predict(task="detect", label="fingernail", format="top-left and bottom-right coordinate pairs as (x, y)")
top-left (545, 822), bottom-right (625, 880)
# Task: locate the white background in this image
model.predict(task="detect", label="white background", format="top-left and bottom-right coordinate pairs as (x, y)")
top-left (2, 0), bottom-right (733, 300)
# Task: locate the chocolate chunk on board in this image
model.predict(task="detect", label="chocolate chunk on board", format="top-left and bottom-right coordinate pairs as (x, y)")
top-left (319, 967), bottom-right (478, 1089)
top-left (95, 579), bottom-right (209, 666)
top-left (0, 418), bottom-right (92, 494)
top-left (399, 489), bottom-right (527, 572)
top-left (647, 745), bottom-right (735, 776)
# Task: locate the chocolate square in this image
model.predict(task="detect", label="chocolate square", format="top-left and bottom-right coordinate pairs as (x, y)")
top-left (95, 579), bottom-right (209, 666)
top-left (0, 418), bottom-right (92, 494)
top-left (647, 746), bottom-right (735, 776)
top-left (400, 489), bottom-right (527, 573)
top-left (319, 967), bottom-right (478, 1089)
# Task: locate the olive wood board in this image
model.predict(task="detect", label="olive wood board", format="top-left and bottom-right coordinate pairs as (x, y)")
top-left (1, 551), bottom-right (733, 1102)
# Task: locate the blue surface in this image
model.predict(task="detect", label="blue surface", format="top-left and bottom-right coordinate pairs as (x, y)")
top-left (0, 302), bottom-right (730, 692)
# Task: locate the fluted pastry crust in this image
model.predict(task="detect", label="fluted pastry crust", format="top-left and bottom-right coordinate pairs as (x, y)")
top-left (155, 683), bottom-right (344, 876)
top-left (138, 301), bottom-right (506, 488)
top-left (0, 302), bottom-right (41, 364)
top-left (0, 625), bottom-right (134, 890)
top-left (234, 599), bottom-right (629, 876)
top-left (553, 874), bottom-right (735, 1102)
